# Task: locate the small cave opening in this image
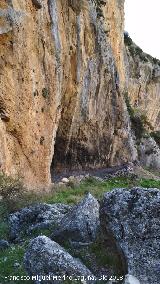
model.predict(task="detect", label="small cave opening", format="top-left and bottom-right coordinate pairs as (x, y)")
top-left (50, 129), bottom-right (96, 183)
top-left (50, 129), bottom-right (101, 182)
top-left (50, 134), bottom-right (71, 182)
top-left (50, 107), bottom-right (94, 182)
top-left (50, 131), bottom-right (92, 182)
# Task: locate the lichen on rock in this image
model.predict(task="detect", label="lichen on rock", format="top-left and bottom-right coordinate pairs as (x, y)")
top-left (100, 187), bottom-right (160, 284)
top-left (24, 236), bottom-right (96, 283)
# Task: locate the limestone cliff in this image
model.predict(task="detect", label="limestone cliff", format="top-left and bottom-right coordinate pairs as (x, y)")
top-left (0, 0), bottom-right (159, 189)
top-left (51, 0), bottom-right (136, 177)
top-left (0, 0), bottom-right (137, 188)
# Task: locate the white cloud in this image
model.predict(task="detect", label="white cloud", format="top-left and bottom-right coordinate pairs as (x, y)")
top-left (125, 0), bottom-right (160, 59)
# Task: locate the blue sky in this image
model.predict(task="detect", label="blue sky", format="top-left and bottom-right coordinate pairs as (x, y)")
top-left (125, 0), bottom-right (160, 59)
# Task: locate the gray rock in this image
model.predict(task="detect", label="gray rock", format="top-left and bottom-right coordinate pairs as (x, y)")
top-left (124, 274), bottom-right (140, 284)
top-left (139, 137), bottom-right (160, 171)
top-left (104, 163), bottom-right (136, 180)
top-left (9, 203), bottom-right (71, 240)
top-left (24, 236), bottom-right (96, 283)
top-left (52, 193), bottom-right (100, 244)
top-left (0, 7), bottom-right (26, 29)
top-left (100, 187), bottom-right (160, 284)
top-left (0, 240), bottom-right (9, 250)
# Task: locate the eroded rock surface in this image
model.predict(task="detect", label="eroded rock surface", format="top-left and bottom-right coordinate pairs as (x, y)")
top-left (0, 0), bottom-right (137, 189)
top-left (24, 236), bottom-right (95, 283)
top-left (100, 187), bottom-right (160, 284)
top-left (52, 193), bottom-right (100, 244)
top-left (125, 33), bottom-right (160, 131)
top-left (0, 1), bottom-right (159, 188)
top-left (9, 203), bottom-right (71, 241)
top-left (139, 136), bottom-right (160, 171)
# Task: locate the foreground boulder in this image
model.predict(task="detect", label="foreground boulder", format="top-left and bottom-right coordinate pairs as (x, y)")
top-left (24, 236), bottom-right (95, 283)
top-left (52, 193), bottom-right (100, 244)
top-left (9, 203), bottom-right (71, 240)
top-left (100, 187), bottom-right (160, 284)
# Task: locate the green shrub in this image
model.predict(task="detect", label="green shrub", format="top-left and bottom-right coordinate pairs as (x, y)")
top-left (124, 92), bottom-right (135, 118)
top-left (134, 46), bottom-right (143, 55)
top-left (0, 173), bottom-right (25, 213)
top-left (124, 93), bottom-right (153, 141)
top-left (150, 131), bottom-right (160, 147)
top-left (152, 57), bottom-right (160, 66)
top-left (131, 115), bottom-right (146, 140)
top-left (124, 33), bottom-right (160, 65)
top-left (124, 32), bottom-right (133, 46)
top-left (124, 33), bottom-right (146, 61)
top-left (0, 173), bottom-right (23, 199)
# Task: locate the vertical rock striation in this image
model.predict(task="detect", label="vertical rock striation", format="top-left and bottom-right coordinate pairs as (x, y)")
top-left (50, 0), bottom-right (136, 176)
top-left (0, 0), bottom-right (137, 188)
top-left (0, 0), bottom-right (60, 188)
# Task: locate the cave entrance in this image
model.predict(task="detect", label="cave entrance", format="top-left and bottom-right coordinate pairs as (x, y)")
top-left (50, 132), bottom-right (72, 182)
top-left (50, 127), bottom-right (89, 182)
top-left (50, 92), bottom-right (79, 182)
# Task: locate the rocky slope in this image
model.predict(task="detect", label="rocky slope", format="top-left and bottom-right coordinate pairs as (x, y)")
top-left (0, 173), bottom-right (160, 283)
top-left (5, 188), bottom-right (159, 284)
top-left (0, 0), bottom-right (159, 189)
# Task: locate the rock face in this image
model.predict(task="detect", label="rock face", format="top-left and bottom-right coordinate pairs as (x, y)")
top-left (52, 193), bottom-right (100, 244)
top-left (0, 0), bottom-right (159, 188)
top-left (139, 136), bottom-right (160, 171)
top-left (125, 34), bottom-right (160, 131)
top-left (100, 187), bottom-right (160, 284)
top-left (24, 236), bottom-right (95, 283)
top-left (51, 0), bottom-right (136, 177)
top-left (9, 203), bottom-right (71, 240)
top-left (124, 34), bottom-right (160, 171)
top-left (0, 0), bottom-right (136, 189)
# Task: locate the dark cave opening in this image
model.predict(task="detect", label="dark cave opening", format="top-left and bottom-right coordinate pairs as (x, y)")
top-left (50, 135), bottom-right (72, 182)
